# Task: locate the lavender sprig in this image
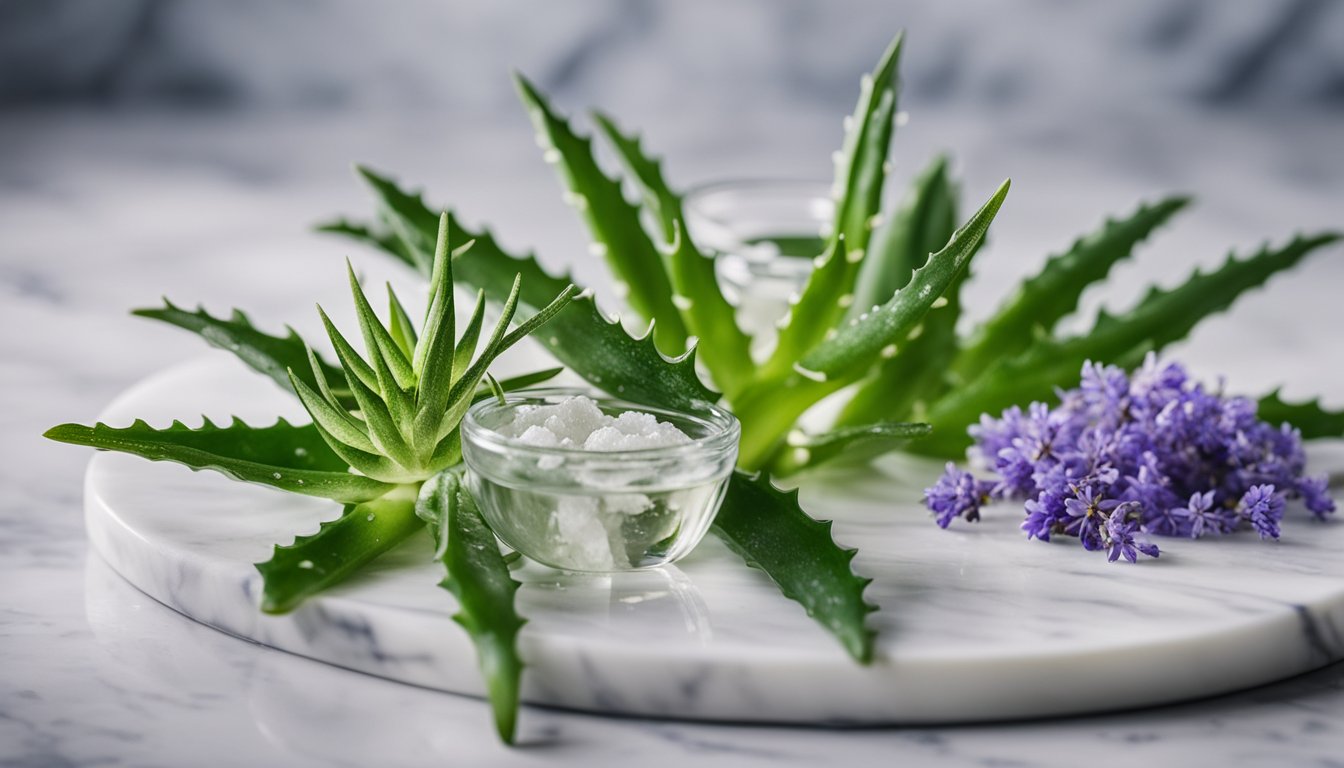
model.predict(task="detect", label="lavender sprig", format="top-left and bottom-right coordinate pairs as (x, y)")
top-left (925, 355), bottom-right (1336, 561)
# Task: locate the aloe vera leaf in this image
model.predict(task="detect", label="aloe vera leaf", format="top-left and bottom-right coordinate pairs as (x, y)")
top-left (345, 262), bottom-right (416, 392)
top-left (366, 181), bottom-right (437, 275)
top-left (411, 216), bottom-right (465, 447)
top-left (798, 179), bottom-right (1011, 379)
top-left (731, 165), bottom-right (989, 466)
top-left (417, 278), bottom-right (523, 448)
top-left (491, 367), bottom-right (564, 393)
top-left (428, 281), bottom-right (577, 452)
top-left (497, 281), bottom-right (578, 353)
top-left (589, 112), bottom-right (681, 242)
top-left (307, 418), bottom-right (407, 482)
top-left (316, 218), bottom-right (419, 272)
top-left (418, 472), bottom-right (526, 744)
top-left (257, 484), bottom-right (424, 614)
top-left (485, 373), bottom-right (507, 405)
top-left (515, 294), bottom-right (715, 411)
top-left (460, 265), bottom-right (709, 410)
top-left (711, 471), bottom-right (877, 663)
top-left (732, 374), bottom-right (847, 471)
top-left (760, 34), bottom-right (903, 377)
top-left (834, 311), bottom-right (956, 428)
top-left (288, 369), bottom-right (378, 455)
top-left (453, 291), bottom-right (487, 382)
top-left (44, 418), bottom-right (392, 503)
top-left (771, 422), bottom-right (932, 476)
top-left (351, 168), bottom-right (717, 410)
top-left (133, 301), bottom-right (354, 409)
top-left (920, 231), bottom-right (1343, 457)
top-left (386, 284), bottom-right (419, 359)
top-left (340, 349), bottom-right (419, 471)
top-left (1258, 391), bottom-right (1344, 439)
top-left (837, 157), bottom-right (963, 427)
top-left (833, 34), bottom-right (904, 252)
top-left (317, 306), bottom-right (379, 393)
top-left (591, 113), bottom-right (753, 396)
top-left (513, 74), bottom-right (688, 353)
top-left (953, 195), bottom-right (1191, 378)
top-left (351, 299), bottom-right (417, 437)
top-left (849, 154), bottom-right (959, 319)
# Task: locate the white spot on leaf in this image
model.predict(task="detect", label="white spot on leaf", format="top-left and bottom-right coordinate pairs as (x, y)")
top-left (792, 363), bottom-right (827, 382)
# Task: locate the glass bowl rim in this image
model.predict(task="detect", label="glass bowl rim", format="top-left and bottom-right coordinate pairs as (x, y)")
top-left (682, 176), bottom-right (833, 199)
top-left (461, 386), bottom-right (741, 462)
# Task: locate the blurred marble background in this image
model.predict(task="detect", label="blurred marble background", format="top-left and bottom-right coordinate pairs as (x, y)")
top-left (3, 3), bottom-right (1343, 766)
top-left (4, 0), bottom-right (1341, 404)
top-left (5, 0), bottom-right (1344, 113)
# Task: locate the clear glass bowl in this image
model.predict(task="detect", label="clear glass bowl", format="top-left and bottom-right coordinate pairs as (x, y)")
top-left (460, 389), bottom-right (740, 573)
top-left (683, 179), bottom-right (833, 336)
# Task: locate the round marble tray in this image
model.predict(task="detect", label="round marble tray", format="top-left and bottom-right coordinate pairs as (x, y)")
top-left (85, 357), bottom-right (1344, 724)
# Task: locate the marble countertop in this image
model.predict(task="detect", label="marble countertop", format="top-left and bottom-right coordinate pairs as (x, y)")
top-left (4, 104), bottom-right (1342, 766)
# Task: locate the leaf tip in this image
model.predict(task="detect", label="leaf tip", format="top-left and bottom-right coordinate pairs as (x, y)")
top-left (512, 70), bottom-right (541, 103)
top-left (352, 163), bottom-right (380, 185)
top-left (42, 423), bottom-right (81, 443)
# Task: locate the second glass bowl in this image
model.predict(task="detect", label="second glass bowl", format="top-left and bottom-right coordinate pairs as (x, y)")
top-left (460, 389), bottom-right (740, 573)
top-left (683, 178), bottom-right (834, 336)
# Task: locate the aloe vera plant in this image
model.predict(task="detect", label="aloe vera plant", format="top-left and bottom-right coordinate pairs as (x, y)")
top-left (51, 28), bottom-right (1341, 744)
top-left (47, 216), bottom-right (575, 743)
top-left (325, 30), bottom-right (1343, 669)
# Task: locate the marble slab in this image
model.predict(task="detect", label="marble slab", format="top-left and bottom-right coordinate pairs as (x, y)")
top-left (83, 357), bottom-right (1344, 724)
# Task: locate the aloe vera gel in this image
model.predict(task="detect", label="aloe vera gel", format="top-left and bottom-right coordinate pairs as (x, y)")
top-left (461, 391), bottom-right (739, 572)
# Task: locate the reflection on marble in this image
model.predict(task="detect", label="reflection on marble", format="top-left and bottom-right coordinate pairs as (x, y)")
top-left (83, 356), bottom-right (1344, 726)
top-left (73, 537), bottom-right (1344, 768)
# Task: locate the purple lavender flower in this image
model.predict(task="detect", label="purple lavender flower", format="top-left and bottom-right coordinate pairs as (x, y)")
top-left (1239, 484), bottom-right (1284, 540)
top-left (925, 354), bottom-right (1335, 563)
top-left (1177, 490), bottom-right (1221, 538)
top-left (924, 463), bottom-right (990, 529)
top-left (1062, 485), bottom-right (1121, 550)
top-left (1021, 490), bottom-right (1062, 541)
top-left (1295, 475), bottom-right (1336, 520)
top-left (1104, 506), bottom-right (1160, 563)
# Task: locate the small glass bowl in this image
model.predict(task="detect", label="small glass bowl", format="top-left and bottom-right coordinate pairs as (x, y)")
top-left (460, 389), bottom-right (740, 573)
top-left (683, 179), bottom-right (833, 335)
